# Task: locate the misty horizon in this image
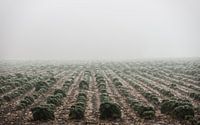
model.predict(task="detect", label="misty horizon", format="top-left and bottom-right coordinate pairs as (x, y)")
top-left (1, 0), bottom-right (200, 60)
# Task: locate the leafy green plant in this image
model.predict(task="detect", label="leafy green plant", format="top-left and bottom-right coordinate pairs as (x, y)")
top-left (79, 80), bottom-right (89, 90)
top-left (69, 104), bottom-right (85, 119)
top-left (69, 92), bottom-right (87, 119)
top-left (99, 102), bottom-right (121, 119)
top-left (161, 99), bottom-right (194, 120)
top-left (31, 104), bottom-right (55, 121)
top-left (17, 96), bottom-right (34, 109)
top-left (54, 89), bottom-right (66, 97)
top-left (35, 81), bottom-right (48, 91)
top-left (172, 105), bottom-right (194, 120)
top-left (190, 92), bottom-right (200, 101)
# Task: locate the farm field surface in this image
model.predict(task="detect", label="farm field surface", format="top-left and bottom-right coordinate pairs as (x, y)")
top-left (0, 59), bottom-right (200, 125)
top-left (1, 0), bottom-right (200, 125)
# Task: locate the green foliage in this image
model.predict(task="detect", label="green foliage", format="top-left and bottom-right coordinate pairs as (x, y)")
top-left (99, 102), bottom-right (121, 119)
top-left (54, 89), bottom-right (66, 97)
top-left (113, 78), bottom-right (119, 83)
top-left (142, 111), bottom-right (155, 119)
top-left (3, 95), bottom-right (11, 101)
top-left (143, 92), bottom-right (159, 105)
top-left (120, 88), bottom-right (129, 97)
top-left (33, 94), bottom-right (38, 99)
top-left (190, 92), bottom-right (200, 101)
top-left (0, 98), bottom-right (3, 106)
top-left (35, 81), bottom-right (48, 91)
top-left (69, 104), bottom-right (85, 119)
top-left (96, 76), bottom-right (105, 84)
top-left (172, 105), bottom-right (194, 120)
top-left (160, 89), bottom-right (174, 97)
top-left (98, 83), bottom-right (106, 90)
top-left (0, 87), bottom-right (6, 94)
top-left (63, 79), bottom-right (73, 89)
top-left (31, 104), bottom-right (55, 121)
top-left (169, 83), bottom-right (177, 89)
top-left (112, 78), bottom-right (122, 87)
top-left (63, 79), bottom-right (74, 91)
top-left (15, 73), bottom-right (23, 78)
top-left (79, 80), bottom-right (89, 90)
top-left (132, 103), bottom-right (155, 119)
top-left (161, 99), bottom-right (194, 120)
top-left (77, 92), bottom-right (87, 102)
top-left (100, 93), bottom-right (110, 103)
top-left (49, 77), bottom-right (56, 82)
top-left (46, 94), bottom-right (63, 106)
top-left (125, 96), bottom-right (155, 119)
top-left (69, 92), bottom-right (87, 119)
top-left (17, 96), bottom-right (34, 109)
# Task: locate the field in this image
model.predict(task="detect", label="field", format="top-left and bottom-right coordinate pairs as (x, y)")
top-left (0, 59), bottom-right (200, 125)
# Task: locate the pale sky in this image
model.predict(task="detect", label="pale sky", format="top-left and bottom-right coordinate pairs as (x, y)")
top-left (0, 0), bottom-right (200, 60)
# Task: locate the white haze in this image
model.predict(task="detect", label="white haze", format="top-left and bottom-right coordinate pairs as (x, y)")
top-left (0, 0), bottom-right (200, 60)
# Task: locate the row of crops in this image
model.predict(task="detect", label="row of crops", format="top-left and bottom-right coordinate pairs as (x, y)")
top-left (95, 69), bottom-right (122, 119)
top-left (31, 72), bottom-right (78, 120)
top-left (69, 70), bottom-right (91, 119)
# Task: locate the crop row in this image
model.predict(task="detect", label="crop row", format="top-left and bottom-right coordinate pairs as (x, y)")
top-left (31, 72), bottom-right (77, 120)
top-left (69, 71), bottom-right (91, 119)
top-left (95, 70), bottom-right (121, 119)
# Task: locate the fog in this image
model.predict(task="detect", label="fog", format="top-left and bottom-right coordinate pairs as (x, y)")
top-left (0, 0), bottom-right (200, 60)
